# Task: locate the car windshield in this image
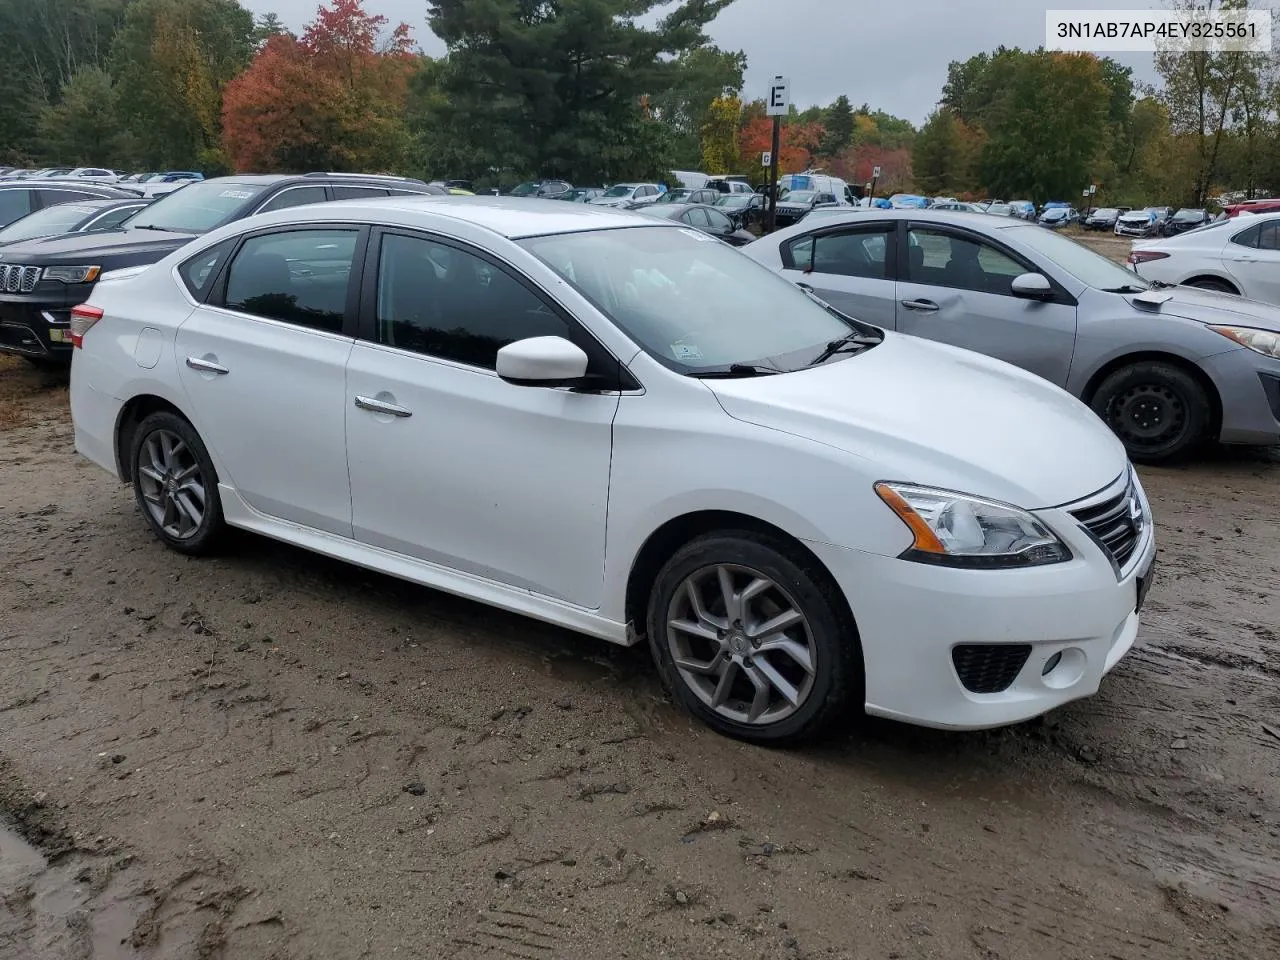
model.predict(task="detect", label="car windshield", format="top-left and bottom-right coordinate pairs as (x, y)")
top-left (0, 203), bottom-right (99, 243)
top-left (1011, 225), bottom-right (1150, 292)
top-left (1043, 209), bottom-right (1067, 219)
top-left (1092, 208), bottom-right (1118, 216)
top-left (127, 181), bottom-right (267, 233)
top-left (520, 226), bottom-right (878, 374)
top-left (654, 190), bottom-right (690, 203)
top-left (784, 190), bottom-right (817, 203)
top-left (987, 204), bottom-right (1011, 215)
top-left (601, 184), bottom-right (635, 197)
top-left (509, 182), bottom-right (539, 197)
top-left (716, 196), bottom-right (748, 207)
top-left (1173, 209), bottom-right (1204, 221)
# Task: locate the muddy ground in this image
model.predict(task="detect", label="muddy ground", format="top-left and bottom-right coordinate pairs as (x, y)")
top-left (1, 348), bottom-right (1278, 960)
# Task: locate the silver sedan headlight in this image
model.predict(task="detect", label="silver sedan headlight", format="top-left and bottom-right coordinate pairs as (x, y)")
top-left (1209, 325), bottom-right (1280, 360)
top-left (875, 482), bottom-right (1072, 569)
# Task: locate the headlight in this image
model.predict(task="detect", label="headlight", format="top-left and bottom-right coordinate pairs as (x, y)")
top-left (42, 265), bottom-right (101, 283)
top-left (874, 482), bottom-right (1072, 569)
top-left (1209, 325), bottom-right (1280, 360)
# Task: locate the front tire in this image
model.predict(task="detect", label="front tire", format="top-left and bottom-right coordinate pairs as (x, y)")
top-left (1090, 362), bottom-right (1212, 464)
top-left (645, 531), bottom-right (861, 745)
top-left (130, 412), bottom-right (225, 554)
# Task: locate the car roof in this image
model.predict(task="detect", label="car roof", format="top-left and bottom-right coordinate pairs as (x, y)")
top-left (246, 195), bottom-right (671, 239)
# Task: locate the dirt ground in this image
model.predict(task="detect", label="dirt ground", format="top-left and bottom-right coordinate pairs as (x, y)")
top-left (2, 347), bottom-right (1278, 960)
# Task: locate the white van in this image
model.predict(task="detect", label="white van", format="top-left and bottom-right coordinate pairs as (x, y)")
top-left (779, 172), bottom-right (858, 205)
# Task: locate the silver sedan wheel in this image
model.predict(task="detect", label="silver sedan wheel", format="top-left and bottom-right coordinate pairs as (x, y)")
top-left (665, 563), bottom-right (818, 725)
top-left (137, 429), bottom-right (206, 541)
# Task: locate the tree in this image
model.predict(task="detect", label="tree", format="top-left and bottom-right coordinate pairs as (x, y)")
top-left (819, 95), bottom-right (854, 158)
top-left (700, 95), bottom-right (741, 174)
top-left (221, 0), bottom-right (416, 173)
top-left (912, 109), bottom-right (961, 195)
top-left (38, 66), bottom-right (129, 165)
top-left (648, 46), bottom-right (746, 168)
top-left (1154, 0), bottom-right (1255, 205)
top-left (112, 0), bottom-right (255, 169)
top-left (738, 117), bottom-right (824, 174)
top-left (254, 11), bottom-right (288, 44)
top-left (418, 0), bottom-right (736, 184)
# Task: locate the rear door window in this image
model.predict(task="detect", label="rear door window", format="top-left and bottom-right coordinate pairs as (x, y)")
top-left (256, 186), bottom-right (328, 214)
top-left (0, 189), bottom-right (34, 227)
top-left (221, 229), bottom-right (359, 333)
top-left (333, 186), bottom-right (390, 200)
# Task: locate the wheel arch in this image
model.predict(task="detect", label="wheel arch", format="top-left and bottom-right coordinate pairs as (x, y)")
top-left (114, 394), bottom-right (193, 482)
top-left (1081, 351), bottom-right (1223, 440)
top-left (1180, 273), bottom-right (1240, 294)
top-left (623, 510), bottom-right (858, 644)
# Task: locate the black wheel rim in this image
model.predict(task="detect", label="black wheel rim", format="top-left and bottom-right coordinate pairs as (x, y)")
top-left (1107, 383), bottom-right (1187, 453)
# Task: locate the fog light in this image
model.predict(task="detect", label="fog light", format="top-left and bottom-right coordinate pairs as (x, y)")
top-left (1042, 651), bottom-right (1063, 676)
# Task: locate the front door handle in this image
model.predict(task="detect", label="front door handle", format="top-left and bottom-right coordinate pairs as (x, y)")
top-left (900, 299), bottom-right (940, 312)
top-left (354, 395), bottom-right (412, 418)
top-left (185, 355), bottom-right (229, 374)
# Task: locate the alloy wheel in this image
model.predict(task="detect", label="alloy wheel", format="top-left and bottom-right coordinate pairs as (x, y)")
top-left (136, 428), bottom-right (207, 540)
top-left (665, 564), bottom-right (818, 726)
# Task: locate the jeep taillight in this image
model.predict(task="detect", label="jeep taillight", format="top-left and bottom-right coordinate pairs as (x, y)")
top-left (69, 304), bottom-right (104, 348)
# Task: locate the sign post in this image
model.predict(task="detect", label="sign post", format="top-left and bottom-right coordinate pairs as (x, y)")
top-left (868, 165), bottom-right (882, 203)
top-left (765, 76), bottom-right (789, 232)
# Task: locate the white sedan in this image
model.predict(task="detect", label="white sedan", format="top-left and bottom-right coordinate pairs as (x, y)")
top-left (68, 197), bottom-right (1154, 744)
top-left (1129, 211), bottom-right (1280, 303)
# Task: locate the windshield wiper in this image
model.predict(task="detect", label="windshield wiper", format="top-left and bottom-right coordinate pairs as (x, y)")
top-left (129, 224), bottom-right (169, 231)
top-left (692, 363), bottom-right (782, 379)
top-left (1102, 284), bottom-right (1148, 294)
top-left (808, 332), bottom-right (882, 366)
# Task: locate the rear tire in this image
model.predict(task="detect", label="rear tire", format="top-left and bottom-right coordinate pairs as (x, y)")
top-left (1185, 277), bottom-right (1237, 295)
top-left (1090, 362), bottom-right (1212, 464)
top-left (645, 530), bottom-right (862, 745)
top-left (130, 412), bottom-right (225, 554)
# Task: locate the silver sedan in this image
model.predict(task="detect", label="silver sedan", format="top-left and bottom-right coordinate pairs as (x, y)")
top-left (743, 210), bottom-right (1280, 462)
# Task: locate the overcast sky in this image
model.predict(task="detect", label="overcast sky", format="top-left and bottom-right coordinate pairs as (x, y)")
top-left (248, 0), bottom-right (1163, 123)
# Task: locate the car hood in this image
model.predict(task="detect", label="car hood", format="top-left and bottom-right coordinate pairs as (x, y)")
top-left (0, 227), bottom-right (196, 263)
top-left (706, 333), bottom-right (1126, 510)
top-left (1136, 286), bottom-right (1280, 332)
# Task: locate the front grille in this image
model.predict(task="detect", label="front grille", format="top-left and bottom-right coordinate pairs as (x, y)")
top-left (952, 644), bottom-right (1031, 693)
top-left (0, 264), bottom-right (40, 293)
top-left (1070, 477), bottom-right (1143, 571)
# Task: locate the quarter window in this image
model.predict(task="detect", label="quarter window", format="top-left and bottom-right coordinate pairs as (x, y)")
top-left (333, 186), bottom-right (390, 200)
top-left (222, 229), bottom-right (358, 332)
top-left (256, 186), bottom-right (328, 214)
top-left (905, 228), bottom-right (1026, 294)
top-left (785, 225), bottom-right (892, 280)
top-left (374, 233), bottom-right (570, 369)
top-left (178, 239), bottom-right (236, 300)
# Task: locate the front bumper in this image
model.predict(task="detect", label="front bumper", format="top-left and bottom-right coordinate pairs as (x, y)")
top-left (805, 473), bottom-right (1156, 730)
top-left (1201, 349), bottom-right (1280, 445)
top-left (0, 300), bottom-right (74, 359)
top-left (1115, 223), bottom-right (1154, 237)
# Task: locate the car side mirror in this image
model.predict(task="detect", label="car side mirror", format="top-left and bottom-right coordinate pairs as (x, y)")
top-left (1011, 272), bottom-right (1053, 299)
top-left (496, 336), bottom-right (589, 387)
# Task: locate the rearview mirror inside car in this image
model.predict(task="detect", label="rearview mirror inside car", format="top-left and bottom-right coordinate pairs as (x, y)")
top-left (496, 336), bottom-right (589, 387)
top-left (1011, 272), bottom-right (1053, 299)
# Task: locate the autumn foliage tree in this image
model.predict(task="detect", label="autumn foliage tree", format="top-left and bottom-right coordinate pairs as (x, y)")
top-left (221, 0), bottom-right (416, 173)
top-left (738, 117), bottom-right (825, 174)
top-left (699, 95), bottom-right (741, 174)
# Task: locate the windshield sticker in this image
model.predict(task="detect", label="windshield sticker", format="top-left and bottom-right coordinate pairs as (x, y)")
top-left (218, 189), bottom-right (254, 200)
top-left (678, 228), bottom-right (715, 242)
top-left (672, 343), bottom-right (704, 361)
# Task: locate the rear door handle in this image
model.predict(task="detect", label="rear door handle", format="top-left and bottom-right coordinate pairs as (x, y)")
top-left (185, 356), bottom-right (229, 374)
top-left (354, 395), bottom-right (412, 418)
top-left (900, 299), bottom-right (939, 312)
top-left (1232, 255), bottom-right (1258, 262)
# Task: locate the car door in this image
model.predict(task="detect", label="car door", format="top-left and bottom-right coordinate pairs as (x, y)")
top-left (895, 224), bottom-right (1078, 386)
top-left (344, 229), bottom-right (619, 608)
top-left (174, 225), bottom-right (364, 537)
top-left (1223, 220), bottom-right (1280, 304)
top-left (776, 221), bottom-right (898, 328)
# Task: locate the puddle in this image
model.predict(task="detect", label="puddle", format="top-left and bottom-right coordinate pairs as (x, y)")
top-left (0, 819), bottom-right (147, 960)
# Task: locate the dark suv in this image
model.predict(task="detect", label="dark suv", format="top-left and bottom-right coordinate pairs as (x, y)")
top-left (0, 181), bottom-right (141, 230)
top-left (0, 173), bottom-right (444, 363)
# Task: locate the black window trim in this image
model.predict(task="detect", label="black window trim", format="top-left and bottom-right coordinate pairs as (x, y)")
top-left (357, 225), bottom-right (640, 393)
top-left (900, 221), bottom-right (1078, 307)
top-left (252, 184), bottom-right (333, 215)
top-left (204, 221), bottom-right (370, 338)
top-left (780, 220), bottom-right (898, 280)
top-left (1230, 222), bottom-right (1261, 248)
